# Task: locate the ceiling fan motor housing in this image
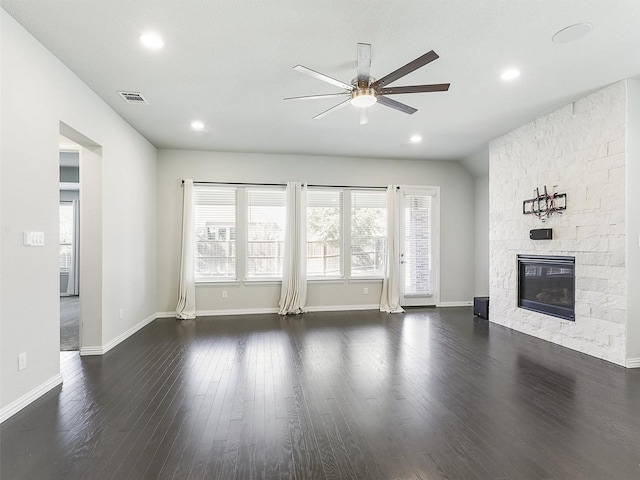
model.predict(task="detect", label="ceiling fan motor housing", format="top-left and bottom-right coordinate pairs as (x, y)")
top-left (351, 87), bottom-right (377, 107)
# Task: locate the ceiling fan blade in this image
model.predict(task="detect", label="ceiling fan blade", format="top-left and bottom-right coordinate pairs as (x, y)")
top-left (284, 93), bottom-right (350, 101)
top-left (376, 96), bottom-right (417, 115)
top-left (357, 43), bottom-right (372, 88)
top-left (378, 83), bottom-right (450, 95)
top-left (360, 108), bottom-right (369, 125)
top-left (371, 50), bottom-right (439, 89)
top-left (313, 99), bottom-right (351, 120)
top-left (293, 65), bottom-right (353, 91)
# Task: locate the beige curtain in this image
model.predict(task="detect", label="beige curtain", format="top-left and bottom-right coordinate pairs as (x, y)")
top-left (279, 182), bottom-right (307, 315)
top-left (176, 179), bottom-right (196, 319)
top-left (380, 185), bottom-right (404, 313)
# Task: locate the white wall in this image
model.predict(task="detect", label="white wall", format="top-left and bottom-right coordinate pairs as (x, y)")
top-left (489, 81), bottom-right (628, 365)
top-left (0, 9), bottom-right (157, 416)
top-left (626, 78), bottom-right (640, 365)
top-left (157, 149), bottom-right (475, 314)
top-left (474, 174), bottom-right (489, 296)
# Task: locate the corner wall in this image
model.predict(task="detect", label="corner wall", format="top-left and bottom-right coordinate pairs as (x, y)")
top-left (1, 9), bottom-right (157, 418)
top-left (489, 81), bottom-right (627, 365)
top-left (474, 174), bottom-right (489, 296)
top-left (626, 78), bottom-right (640, 366)
top-left (157, 149), bottom-right (476, 314)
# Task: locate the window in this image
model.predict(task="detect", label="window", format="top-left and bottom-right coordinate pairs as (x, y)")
top-left (246, 188), bottom-right (286, 278)
top-left (194, 186), bottom-right (236, 281)
top-left (192, 184), bottom-right (389, 283)
top-left (351, 190), bottom-right (387, 277)
top-left (307, 189), bottom-right (343, 277)
top-left (59, 203), bottom-right (74, 273)
top-left (403, 193), bottom-right (433, 296)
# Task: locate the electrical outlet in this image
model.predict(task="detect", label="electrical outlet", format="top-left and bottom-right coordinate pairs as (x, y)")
top-left (222, 291), bottom-right (228, 299)
top-left (364, 287), bottom-right (369, 295)
top-left (18, 352), bottom-right (26, 371)
top-left (119, 308), bottom-right (124, 319)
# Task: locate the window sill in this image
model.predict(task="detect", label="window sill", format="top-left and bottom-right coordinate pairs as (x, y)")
top-left (243, 279), bottom-right (282, 286)
top-left (307, 277), bottom-right (346, 284)
top-left (196, 280), bottom-right (239, 286)
top-left (349, 277), bottom-right (384, 283)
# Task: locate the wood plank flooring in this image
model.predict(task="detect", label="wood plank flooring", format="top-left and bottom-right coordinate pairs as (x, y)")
top-left (1, 307), bottom-right (639, 479)
top-left (60, 295), bottom-right (79, 351)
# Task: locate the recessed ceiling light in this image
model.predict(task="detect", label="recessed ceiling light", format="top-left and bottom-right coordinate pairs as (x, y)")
top-left (552, 23), bottom-right (592, 44)
top-left (501, 68), bottom-right (521, 81)
top-left (139, 31), bottom-right (164, 50)
top-left (410, 135), bottom-right (423, 143)
top-left (191, 121), bottom-right (205, 131)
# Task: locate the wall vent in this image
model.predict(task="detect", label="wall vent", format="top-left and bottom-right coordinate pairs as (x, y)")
top-left (117, 91), bottom-right (149, 104)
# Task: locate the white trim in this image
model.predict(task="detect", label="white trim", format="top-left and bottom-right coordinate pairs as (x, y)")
top-left (79, 346), bottom-right (104, 356)
top-left (103, 313), bottom-right (156, 354)
top-left (626, 358), bottom-right (640, 368)
top-left (157, 308), bottom-right (279, 318)
top-left (0, 374), bottom-right (63, 423)
top-left (157, 304), bottom-right (380, 318)
top-left (197, 307), bottom-right (280, 316)
top-left (60, 181), bottom-right (80, 191)
top-left (305, 304), bottom-right (379, 312)
top-left (437, 301), bottom-right (473, 307)
top-left (79, 313), bottom-right (157, 356)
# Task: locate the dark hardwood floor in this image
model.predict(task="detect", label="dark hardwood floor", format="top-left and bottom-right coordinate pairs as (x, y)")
top-left (60, 295), bottom-right (79, 351)
top-left (1, 307), bottom-right (639, 479)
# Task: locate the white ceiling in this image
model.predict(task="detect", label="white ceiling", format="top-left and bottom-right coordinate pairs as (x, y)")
top-left (3, 1), bottom-right (639, 166)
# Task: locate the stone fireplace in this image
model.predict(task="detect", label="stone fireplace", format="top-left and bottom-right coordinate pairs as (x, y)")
top-left (489, 81), bottom-right (630, 366)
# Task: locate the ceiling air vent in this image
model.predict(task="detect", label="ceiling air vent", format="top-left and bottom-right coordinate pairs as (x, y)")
top-left (117, 91), bottom-right (149, 104)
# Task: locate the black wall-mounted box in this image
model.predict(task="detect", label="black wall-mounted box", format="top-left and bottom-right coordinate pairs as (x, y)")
top-left (530, 228), bottom-right (553, 240)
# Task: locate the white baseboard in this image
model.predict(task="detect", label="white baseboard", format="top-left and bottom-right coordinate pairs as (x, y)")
top-left (80, 312), bottom-right (157, 356)
top-left (157, 307), bottom-right (280, 318)
top-left (437, 301), bottom-right (473, 307)
top-left (79, 345), bottom-right (104, 356)
top-left (158, 304), bottom-right (380, 319)
top-left (305, 304), bottom-right (379, 312)
top-left (0, 374), bottom-right (63, 424)
top-left (626, 358), bottom-right (640, 368)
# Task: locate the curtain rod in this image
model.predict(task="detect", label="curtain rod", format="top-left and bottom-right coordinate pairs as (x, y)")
top-left (181, 180), bottom-right (387, 190)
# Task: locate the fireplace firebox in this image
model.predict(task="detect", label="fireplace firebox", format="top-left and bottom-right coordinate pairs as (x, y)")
top-left (517, 255), bottom-right (575, 321)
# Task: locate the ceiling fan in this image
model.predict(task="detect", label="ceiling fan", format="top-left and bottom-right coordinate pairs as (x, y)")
top-left (285, 43), bottom-right (450, 124)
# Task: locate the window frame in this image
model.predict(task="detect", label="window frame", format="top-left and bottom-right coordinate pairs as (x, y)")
top-left (306, 187), bottom-right (345, 280)
top-left (192, 183), bottom-right (388, 285)
top-left (349, 188), bottom-right (388, 280)
top-left (193, 185), bottom-right (238, 283)
top-left (244, 185), bottom-right (287, 281)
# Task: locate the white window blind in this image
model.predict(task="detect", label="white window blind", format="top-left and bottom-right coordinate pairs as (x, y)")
top-left (403, 193), bottom-right (433, 296)
top-left (351, 190), bottom-right (387, 278)
top-left (59, 203), bottom-right (73, 273)
top-left (246, 187), bottom-right (287, 278)
top-left (194, 186), bottom-right (237, 280)
top-left (307, 189), bottom-right (343, 277)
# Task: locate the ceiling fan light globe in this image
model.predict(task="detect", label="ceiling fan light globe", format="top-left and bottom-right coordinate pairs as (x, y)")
top-left (351, 89), bottom-right (377, 108)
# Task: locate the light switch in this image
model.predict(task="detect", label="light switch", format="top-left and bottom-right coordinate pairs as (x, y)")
top-left (24, 231), bottom-right (45, 246)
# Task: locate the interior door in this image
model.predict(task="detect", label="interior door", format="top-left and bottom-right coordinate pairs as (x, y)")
top-left (399, 187), bottom-right (439, 306)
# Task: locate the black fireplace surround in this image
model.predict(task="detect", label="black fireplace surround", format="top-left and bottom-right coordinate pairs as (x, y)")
top-left (517, 254), bottom-right (575, 321)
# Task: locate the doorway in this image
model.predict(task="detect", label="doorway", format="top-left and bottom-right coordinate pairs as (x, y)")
top-left (59, 140), bottom-right (80, 351)
top-left (398, 186), bottom-right (440, 306)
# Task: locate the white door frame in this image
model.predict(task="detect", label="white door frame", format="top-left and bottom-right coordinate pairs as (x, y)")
top-left (398, 186), bottom-right (440, 306)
